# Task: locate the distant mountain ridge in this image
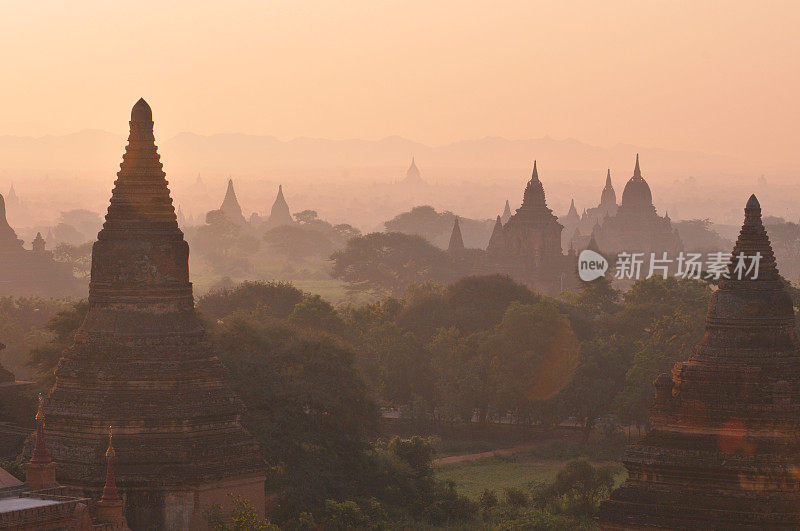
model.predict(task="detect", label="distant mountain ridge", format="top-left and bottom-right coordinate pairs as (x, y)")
top-left (0, 130), bottom-right (779, 182)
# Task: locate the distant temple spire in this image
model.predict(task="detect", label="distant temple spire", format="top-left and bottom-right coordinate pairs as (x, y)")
top-left (600, 168), bottom-right (616, 208)
top-left (0, 192), bottom-right (21, 248)
top-left (487, 215), bottom-right (504, 251)
top-left (501, 200), bottom-right (512, 224)
top-left (32, 232), bottom-right (46, 253)
top-left (219, 179), bottom-right (246, 224)
top-left (268, 184), bottom-right (294, 227)
top-left (402, 157), bottom-right (425, 185)
top-left (448, 217), bottom-right (465, 252)
top-left (520, 161), bottom-right (547, 210)
top-left (564, 198), bottom-right (580, 226)
top-left (7, 183), bottom-right (18, 206)
top-left (619, 153), bottom-right (654, 212)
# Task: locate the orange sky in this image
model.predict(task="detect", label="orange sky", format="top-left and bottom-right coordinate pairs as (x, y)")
top-left (2, 1), bottom-right (799, 166)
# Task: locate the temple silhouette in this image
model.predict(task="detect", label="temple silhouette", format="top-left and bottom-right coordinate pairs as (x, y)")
top-left (40, 99), bottom-right (265, 529)
top-left (467, 161), bottom-right (577, 295)
top-left (218, 178), bottom-right (247, 225)
top-left (590, 155), bottom-right (682, 255)
top-left (600, 194), bottom-right (800, 528)
top-left (0, 192), bottom-right (81, 297)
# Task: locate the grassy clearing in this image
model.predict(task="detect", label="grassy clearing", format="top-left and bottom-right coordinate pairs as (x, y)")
top-left (436, 453), bottom-right (565, 500)
top-left (436, 445), bottom-right (627, 501)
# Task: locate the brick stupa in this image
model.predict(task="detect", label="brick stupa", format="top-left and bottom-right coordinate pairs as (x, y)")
top-left (43, 99), bottom-right (266, 529)
top-left (600, 194), bottom-right (800, 529)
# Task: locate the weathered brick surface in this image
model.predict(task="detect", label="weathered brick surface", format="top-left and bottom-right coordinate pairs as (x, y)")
top-left (600, 195), bottom-right (800, 529)
top-left (41, 100), bottom-right (265, 529)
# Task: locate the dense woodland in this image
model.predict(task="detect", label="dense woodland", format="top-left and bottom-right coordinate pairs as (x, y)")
top-left (6, 201), bottom-right (800, 528)
top-left (6, 265), bottom-right (789, 528)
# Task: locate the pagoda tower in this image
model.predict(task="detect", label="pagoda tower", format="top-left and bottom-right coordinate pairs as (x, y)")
top-left (268, 184), bottom-right (294, 227)
top-left (448, 216), bottom-right (465, 253)
top-left (487, 161), bottom-right (563, 265)
top-left (600, 168), bottom-right (617, 213)
top-left (219, 178), bottom-right (246, 224)
top-left (564, 199), bottom-right (580, 225)
top-left (501, 200), bottom-right (512, 224)
top-left (592, 155), bottom-right (682, 255)
top-left (483, 162), bottom-right (573, 294)
top-left (42, 99), bottom-right (265, 529)
top-left (487, 215), bottom-right (504, 252)
top-left (601, 194), bottom-right (800, 529)
top-left (401, 157), bottom-right (425, 185)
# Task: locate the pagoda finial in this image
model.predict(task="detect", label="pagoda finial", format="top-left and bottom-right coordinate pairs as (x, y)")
top-left (35, 392), bottom-right (44, 422)
top-left (130, 98), bottom-right (152, 123)
top-left (101, 425), bottom-right (120, 502)
top-left (633, 153), bottom-right (641, 178)
top-left (532, 160), bottom-right (539, 181)
top-left (605, 169), bottom-right (612, 187)
top-left (30, 393), bottom-right (52, 465)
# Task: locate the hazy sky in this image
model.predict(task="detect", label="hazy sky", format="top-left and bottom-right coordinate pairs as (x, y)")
top-left (3, 1), bottom-right (799, 165)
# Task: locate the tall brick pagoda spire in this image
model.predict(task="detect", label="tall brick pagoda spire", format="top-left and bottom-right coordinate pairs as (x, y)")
top-left (600, 194), bottom-right (800, 529)
top-left (43, 99), bottom-right (265, 529)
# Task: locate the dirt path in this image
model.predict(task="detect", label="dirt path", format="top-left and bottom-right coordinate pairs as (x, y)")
top-left (435, 444), bottom-right (536, 465)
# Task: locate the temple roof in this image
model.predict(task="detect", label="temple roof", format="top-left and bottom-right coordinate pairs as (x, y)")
top-left (501, 200), bottom-right (512, 223)
top-left (404, 157), bottom-right (424, 184)
top-left (448, 216), bottom-right (465, 252)
top-left (487, 215), bottom-right (504, 251)
top-left (521, 161), bottom-right (546, 209)
top-left (600, 168), bottom-right (616, 206)
top-left (508, 161), bottom-right (560, 227)
top-left (219, 179), bottom-right (246, 224)
top-left (567, 198), bottom-right (579, 219)
top-left (269, 184), bottom-right (293, 226)
top-left (620, 154), bottom-right (654, 212)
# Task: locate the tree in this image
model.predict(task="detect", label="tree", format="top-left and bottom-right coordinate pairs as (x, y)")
top-left (211, 316), bottom-right (379, 519)
top-left (536, 458), bottom-right (615, 516)
top-left (556, 336), bottom-right (629, 440)
top-left (289, 294), bottom-right (345, 335)
top-left (27, 301), bottom-right (89, 386)
top-left (196, 281), bottom-right (305, 322)
top-left (330, 232), bottom-right (457, 296)
top-left (614, 309), bottom-right (704, 427)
